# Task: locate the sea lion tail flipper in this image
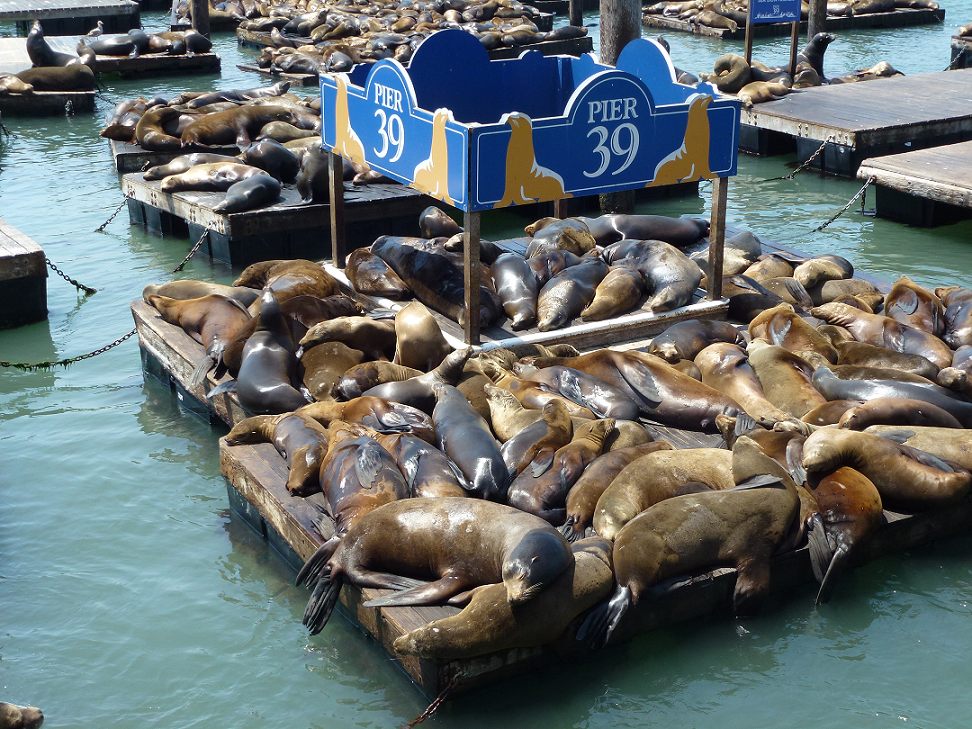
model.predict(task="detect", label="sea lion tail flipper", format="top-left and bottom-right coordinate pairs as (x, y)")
top-left (206, 379), bottom-right (237, 399)
top-left (731, 474), bottom-right (784, 490)
top-left (189, 354), bottom-right (216, 388)
top-left (530, 449), bottom-right (555, 477)
top-left (576, 584), bottom-right (631, 650)
top-left (367, 307), bottom-right (398, 320)
top-left (362, 575), bottom-right (463, 607)
top-left (815, 544), bottom-right (850, 605)
top-left (873, 428), bottom-right (916, 444)
top-left (785, 439), bottom-right (807, 485)
top-left (734, 412), bottom-right (757, 437)
top-left (295, 536), bottom-right (340, 587)
top-left (559, 519), bottom-right (581, 543)
top-left (303, 570), bottom-right (343, 635)
top-left (805, 513), bottom-right (833, 585)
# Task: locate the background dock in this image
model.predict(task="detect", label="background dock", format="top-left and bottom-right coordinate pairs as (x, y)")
top-left (0, 217), bottom-right (46, 329)
top-left (0, 0), bottom-right (139, 33)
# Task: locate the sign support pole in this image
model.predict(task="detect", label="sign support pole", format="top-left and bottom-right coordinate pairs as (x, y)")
top-left (190, 0), bottom-right (210, 37)
top-left (707, 176), bottom-right (728, 302)
top-left (569, 0), bottom-right (583, 27)
top-left (328, 151), bottom-right (346, 269)
top-left (463, 211), bottom-right (481, 345)
top-left (744, 4), bottom-right (754, 65)
top-left (788, 20), bottom-right (799, 76)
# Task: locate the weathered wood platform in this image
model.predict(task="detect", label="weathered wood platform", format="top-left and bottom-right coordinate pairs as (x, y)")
top-left (739, 68), bottom-right (972, 176)
top-left (235, 62), bottom-right (317, 87)
top-left (857, 139), bottom-right (972, 226)
top-left (0, 0), bottom-right (139, 33)
top-left (644, 7), bottom-right (945, 40)
top-left (122, 173), bottom-right (433, 266)
top-left (0, 90), bottom-right (95, 115)
top-left (0, 217), bottom-right (47, 329)
top-left (108, 138), bottom-right (240, 174)
top-left (951, 36), bottom-right (972, 70)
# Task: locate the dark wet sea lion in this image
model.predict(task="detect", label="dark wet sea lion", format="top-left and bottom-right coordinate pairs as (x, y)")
top-left (830, 364), bottom-right (936, 386)
top-left (213, 174), bottom-right (281, 213)
top-left (297, 498), bottom-right (574, 633)
top-left (393, 536), bottom-right (613, 660)
top-left (801, 399), bottom-right (863, 425)
top-left (577, 214), bottom-right (708, 248)
top-left (747, 341), bottom-right (827, 419)
top-left (295, 139), bottom-right (328, 203)
top-left (537, 255), bottom-right (609, 330)
top-left (181, 106), bottom-right (297, 148)
top-left (509, 419), bottom-right (615, 524)
top-left (143, 152), bottom-right (240, 181)
top-left (647, 319), bottom-right (746, 363)
top-left (812, 302), bottom-right (953, 370)
top-left (26, 19), bottom-right (82, 67)
top-left (524, 219), bottom-right (596, 259)
top-left (884, 275), bottom-right (944, 336)
top-left (237, 138), bottom-right (300, 182)
top-left (225, 411), bottom-right (329, 495)
top-left (336, 361), bottom-right (422, 400)
top-left (581, 266), bottom-right (644, 321)
top-left (500, 399), bottom-right (573, 478)
top-left (235, 259), bottom-right (339, 309)
top-left (797, 32), bottom-right (835, 77)
top-left (521, 365), bottom-right (640, 421)
top-left (937, 286), bottom-right (972, 349)
top-left (393, 301), bottom-right (452, 372)
top-left (592, 447), bottom-right (732, 540)
top-left (865, 425), bottom-right (972, 472)
top-left (761, 276), bottom-right (814, 308)
top-left (720, 274), bottom-right (788, 323)
top-left (490, 253), bottom-right (539, 329)
top-left (803, 428), bottom-right (972, 512)
top-left (299, 396), bottom-right (435, 443)
top-left (363, 348), bottom-right (471, 414)
top-left (16, 64), bottom-right (95, 91)
top-left (148, 293), bottom-right (251, 386)
top-left (299, 316), bottom-right (396, 361)
top-left (695, 343), bottom-right (798, 427)
top-left (835, 340), bottom-right (939, 380)
top-left (527, 249), bottom-right (583, 287)
top-left (837, 397), bottom-right (963, 430)
top-left (185, 81), bottom-right (291, 109)
top-left (561, 441), bottom-right (675, 542)
top-left (433, 383), bottom-right (509, 500)
top-left (0, 74), bottom-right (34, 95)
top-left (419, 206), bottom-right (462, 238)
top-left (300, 341), bottom-right (364, 400)
top-left (749, 303), bottom-right (837, 364)
top-left (375, 432), bottom-right (468, 498)
top-left (346, 249), bottom-right (411, 299)
top-left (0, 701), bottom-right (44, 729)
top-left (582, 436), bottom-right (799, 647)
top-left (160, 162), bottom-right (264, 192)
top-left (602, 240), bottom-right (702, 312)
top-left (235, 289), bottom-right (309, 414)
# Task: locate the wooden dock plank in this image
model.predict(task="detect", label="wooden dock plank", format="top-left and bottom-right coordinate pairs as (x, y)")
top-left (0, 217), bottom-right (44, 280)
top-left (0, 90), bottom-right (95, 115)
top-left (0, 217), bottom-right (47, 328)
top-left (109, 139), bottom-right (240, 174)
top-left (0, 0), bottom-right (138, 20)
top-left (0, 36), bottom-right (219, 75)
top-left (858, 139), bottom-right (972, 208)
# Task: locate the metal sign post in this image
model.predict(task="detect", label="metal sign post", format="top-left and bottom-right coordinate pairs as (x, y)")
top-left (745, 0), bottom-right (802, 66)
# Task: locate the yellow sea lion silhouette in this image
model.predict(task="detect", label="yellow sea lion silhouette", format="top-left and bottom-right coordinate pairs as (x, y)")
top-left (651, 95), bottom-right (713, 186)
top-left (333, 74), bottom-right (366, 166)
top-left (495, 112), bottom-right (568, 208)
top-left (413, 108), bottom-right (454, 205)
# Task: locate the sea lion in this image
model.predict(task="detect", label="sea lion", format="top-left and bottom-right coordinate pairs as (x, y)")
top-left (0, 702), bottom-right (43, 729)
top-left (581, 436), bottom-right (799, 647)
top-left (937, 345), bottom-right (972, 398)
top-left (524, 219), bottom-right (596, 258)
top-left (802, 428), bottom-right (972, 511)
top-left (486, 383), bottom-right (548, 441)
top-left (801, 399), bottom-right (863, 425)
top-left (797, 32), bottom-right (835, 78)
top-left (501, 399), bottom-right (573, 477)
top-left (601, 240), bottom-right (702, 312)
top-left (213, 174), bottom-right (281, 213)
top-left (418, 206), bottom-right (463, 238)
top-left (393, 301), bottom-right (452, 372)
top-left (807, 277), bottom-right (884, 308)
top-left (520, 365), bottom-right (641, 421)
top-left (16, 64), bottom-right (95, 92)
top-left (375, 432), bottom-right (469, 498)
top-left (143, 152), bottom-right (240, 181)
top-left (883, 275), bottom-right (944, 336)
top-left (363, 348), bottom-right (471, 414)
top-left (297, 497), bottom-right (573, 635)
top-left (581, 266), bottom-right (644, 321)
top-left (691, 10), bottom-right (739, 32)
top-left (26, 19), bottom-right (82, 67)
top-left (865, 425), bottom-right (972, 472)
top-left (592, 447), bottom-right (733, 540)
top-left (237, 139), bottom-right (300, 182)
top-left (793, 254), bottom-right (853, 289)
top-left (698, 53), bottom-right (752, 94)
top-left (393, 536), bottom-right (614, 660)
top-left (299, 316), bottom-right (396, 361)
top-left (749, 303), bottom-right (838, 364)
top-left (647, 319), bottom-right (746, 363)
top-left (433, 383), bottom-right (509, 500)
top-left (160, 162), bottom-right (264, 192)
top-left (561, 441), bottom-right (675, 542)
top-left (742, 254), bottom-right (794, 282)
top-left (486, 365), bottom-right (598, 420)
top-left (537, 255), bottom-right (609, 330)
top-left (295, 138), bottom-right (328, 203)
top-left (490, 253), bottom-right (539, 329)
top-left (937, 286), bottom-right (972, 349)
top-left (746, 341), bottom-right (827, 419)
top-left (737, 80), bottom-right (795, 107)
top-left (576, 214), bottom-right (708, 249)
top-left (717, 274), bottom-right (788, 322)
top-left (695, 343), bottom-right (799, 427)
top-left (836, 340), bottom-right (939, 380)
top-left (142, 280), bottom-right (260, 308)
top-left (508, 418), bottom-right (615, 524)
top-left (527, 249), bottom-right (583, 287)
top-left (837, 397), bottom-right (963, 430)
top-left (232, 289), bottom-right (309, 414)
top-left (181, 106), bottom-right (297, 148)
top-left (148, 293), bottom-right (251, 386)
top-left (299, 341), bottom-right (364, 400)
top-left (336, 361), bottom-right (422, 400)
top-left (225, 411), bottom-right (329, 495)
top-left (299, 396), bottom-right (435, 443)
top-left (235, 259), bottom-right (339, 308)
top-left (346, 249), bottom-right (411, 299)
top-left (811, 302), bottom-right (953, 370)
top-left (0, 74), bottom-right (33, 95)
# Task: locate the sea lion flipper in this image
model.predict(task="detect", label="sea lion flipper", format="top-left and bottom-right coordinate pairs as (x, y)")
top-left (190, 354), bottom-right (216, 388)
top-left (873, 428), bottom-right (916, 444)
top-left (815, 544), bottom-right (849, 605)
top-left (296, 536), bottom-right (339, 587)
top-left (367, 307), bottom-right (398, 320)
top-left (768, 318), bottom-right (791, 347)
top-left (785, 440), bottom-right (807, 485)
top-left (576, 584), bottom-right (631, 650)
top-left (805, 513), bottom-right (832, 584)
top-left (734, 412), bottom-right (757, 437)
top-left (303, 570), bottom-right (343, 635)
top-left (530, 449), bottom-right (555, 477)
top-left (559, 520), bottom-right (580, 543)
top-left (900, 445), bottom-right (955, 473)
top-left (363, 575), bottom-right (464, 607)
top-left (206, 379), bottom-right (237, 399)
top-left (354, 441), bottom-right (387, 488)
top-left (731, 474), bottom-right (784, 490)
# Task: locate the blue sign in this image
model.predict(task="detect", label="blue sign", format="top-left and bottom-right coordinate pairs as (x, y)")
top-left (749, 0), bottom-right (801, 23)
top-left (320, 30), bottom-right (741, 212)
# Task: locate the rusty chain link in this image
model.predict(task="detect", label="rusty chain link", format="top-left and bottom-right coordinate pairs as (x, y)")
top-left (402, 672), bottom-right (463, 728)
top-left (47, 257), bottom-right (97, 295)
top-left (1, 328), bottom-right (136, 371)
top-left (807, 176), bottom-right (875, 235)
top-left (760, 135), bottom-right (834, 182)
top-left (95, 197), bottom-right (128, 233)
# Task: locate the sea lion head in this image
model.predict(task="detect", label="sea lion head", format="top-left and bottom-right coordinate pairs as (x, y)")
top-left (0, 702), bottom-right (44, 729)
top-left (502, 529), bottom-right (572, 604)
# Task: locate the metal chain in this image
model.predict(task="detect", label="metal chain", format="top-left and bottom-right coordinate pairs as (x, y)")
top-left (943, 53), bottom-right (964, 72)
top-left (95, 198), bottom-right (128, 233)
top-left (0, 121), bottom-right (15, 138)
top-left (760, 136), bottom-right (834, 182)
top-left (402, 672), bottom-right (463, 728)
top-left (173, 228), bottom-right (209, 273)
top-left (807, 176), bottom-right (875, 235)
top-left (46, 257), bottom-right (97, 295)
top-left (1, 328), bottom-right (136, 371)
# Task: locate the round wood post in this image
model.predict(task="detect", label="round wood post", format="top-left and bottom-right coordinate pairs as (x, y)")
top-left (706, 176), bottom-right (728, 301)
top-left (569, 0), bottom-right (583, 26)
top-left (807, 0), bottom-right (827, 42)
top-left (328, 151), bottom-right (346, 269)
top-left (190, 0), bottom-right (210, 37)
top-left (463, 211), bottom-right (481, 345)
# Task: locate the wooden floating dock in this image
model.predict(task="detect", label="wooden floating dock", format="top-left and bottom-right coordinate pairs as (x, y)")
top-left (643, 7), bottom-right (945, 40)
top-left (739, 68), bottom-right (972, 176)
top-left (121, 173), bottom-right (434, 267)
top-left (951, 36), bottom-right (972, 70)
top-left (0, 217), bottom-right (47, 329)
top-left (857, 139), bottom-right (972, 226)
top-left (0, 0), bottom-right (139, 33)
top-left (0, 90), bottom-right (95, 115)
top-left (109, 139), bottom-right (240, 174)
top-left (235, 62), bottom-right (318, 87)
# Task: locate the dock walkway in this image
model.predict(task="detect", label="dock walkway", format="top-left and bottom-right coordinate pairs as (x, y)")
top-left (0, 217), bottom-right (46, 329)
top-left (0, 0), bottom-right (139, 33)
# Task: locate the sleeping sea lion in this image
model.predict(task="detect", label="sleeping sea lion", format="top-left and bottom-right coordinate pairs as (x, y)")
top-left (363, 348), bottom-right (471, 414)
top-left (346, 249), bottom-right (411, 299)
top-left (490, 253), bottom-right (540, 329)
top-left (647, 319), bottom-right (746, 363)
top-left (393, 301), bottom-right (453, 372)
top-left (500, 399), bottom-right (573, 478)
top-left (883, 275), bottom-right (945, 336)
top-left (213, 174), bottom-right (281, 213)
top-left (375, 432), bottom-right (469, 498)
top-left (299, 396), bottom-right (436, 443)
top-left (181, 106), bottom-right (298, 148)
top-left (837, 397), bottom-right (963, 430)
top-left (299, 316), bottom-right (396, 361)
top-left (537, 255), bottom-right (609, 330)
top-left (581, 266), bottom-right (644, 321)
top-left (336, 361), bottom-right (422, 400)
top-left (143, 152), bottom-right (241, 181)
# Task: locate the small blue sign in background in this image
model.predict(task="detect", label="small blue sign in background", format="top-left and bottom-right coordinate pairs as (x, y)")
top-left (749, 0), bottom-right (802, 23)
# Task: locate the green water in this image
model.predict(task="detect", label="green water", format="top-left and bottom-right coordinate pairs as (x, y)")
top-left (2, 10), bottom-right (972, 728)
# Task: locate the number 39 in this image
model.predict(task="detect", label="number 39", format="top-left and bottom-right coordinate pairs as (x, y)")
top-left (584, 123), bottom-right (640, 178)
top-left (374, 109), bottom-right (404, 163)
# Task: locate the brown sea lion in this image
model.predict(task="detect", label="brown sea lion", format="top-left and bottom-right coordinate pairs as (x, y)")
top-left (801, 399), bottom-right (863, 425)
top-left (143, 152), bottom-right (241, 181)
top-left (346, 248), bottom-right (411, 299)
top-left (647, 319), bottom-right (746, 363)
top-left (807, 277), bottom-right (884, 308)
top-left (836, 340), bottom-right (939, 380)
top-left (793, 255), bottom-right (853, 289)
top-left (142, 280), bottom-right (260, 308)
top-left (601, 240), bottom-right (702, 312)
top-left (537, 255), bottom-right (609, 330)
top-left (527, 249), bottom-right (583, 287)
top-left (581, 266), bottom-right (644, 321)
top-left (485, 383), bottom-right (548, 441)
top-left (235, 259), bottom-right (339, 310)
top-left (0, 702), bottom-right (43, 729)
top-left (742, 254), bottom-right (794, 282)
top-left (524, 218), bottom-right (596, 258)
top-left (581, 436), bottom-right (800, 647)
top-left (299, 396), bottom-right (435, 443)
top-left (737, 81), bottom-right (794, 107)
top-left (884, 275), bottom-right (944, 336)
top-left (802, 428), bottom-right (972, 511)
top-left (393, 301), bottom-right (453, 372)
top-left (485, 365), bottom-right (598, 420)
top-left (937, 345), bottom-right (972, 398)
top-left (592, 447), bottom-right (732, 540)
top-left (519, 365), bottom-right (641, 421)
top-left (864, 425), bottom-right (972, 472)
top-left (749, 303), bottom-right (838, 363)
top-left (16, 63), bottom-right (95, 91)
top-left (181, 106), bottom-right (297, 148)
top-left (299, 316), bottom-right (396, 361)
top-left (300, 340), bottom-right (365, 400)
top-left (148, 293), bottom-right (251, 386)
top-left (837, 397), bottom-right (963, 430)
top-left (336, 361), bottom-right (422, 400)
top-left (698, 53), bottom-right (751, 94)
top-left (937, 286), bottom-right (972, 349)
top-left (0, 74), bottom-right (34, 95)
top-left (761, 277), bottom-right (814, 309)
top-left (746, 341), bottom-right (827, 419)
top-left (296, 498), bottom-right (574, 634)
top-left (135, 106), bottom-right (184, 151)
top-left (561, 441), bottom-right (675, 542)
top-left (225, 411), bottom-right (329, 495)
top-left (160, 162), bottom-right (264, 192)
top-left (393, 537), bottom-right (613, 660)
top-left (811, 302), bottom-right (954, 370)
top-left (374, 432), bottom-right (469, 498)
top-left (490, 253), bottom-right (540, 329)
top-left (508, 418), bottom-right (615, 524)
top-left (500, 400), bottom-right (573, 478)
top-left (363, 348), bottom-right (471, 414)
